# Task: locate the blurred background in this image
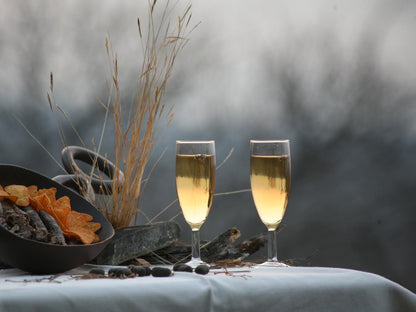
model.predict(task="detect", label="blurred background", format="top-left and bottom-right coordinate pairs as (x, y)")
top-left (1, 0), bottom-right (415, 291)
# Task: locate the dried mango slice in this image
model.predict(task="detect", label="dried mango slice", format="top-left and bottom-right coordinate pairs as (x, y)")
top-left (37, 187), bottom-right (57, 204)
top-left (84, 222), bottom-right (101, 233)
top-left (64, 227), bottom-right (97, 245)
top-left (0, 185), bottom-right (18, 202)
top-left (27, 185), bottom-right (38, 198)
top-left (30, 193), bottom-right (52, 213)
top-left (30, 194), bottom-right (68, 232)
top-left (50, 196), bottom-right (71, 229)
top-left (75, 211), bottom-right (93, 222)
top-left (68, 210), bottom-right (93, 224)
top-left (0, 189), bottom-right (10, 197)
top-left (93, 233), bottom-right (100, 243)
top-left (65, 210), bottom-right (101, 244)
top-left (51, 196), bottom-right (71, 214)
top-left (4, 185), bottom-right (30, 206)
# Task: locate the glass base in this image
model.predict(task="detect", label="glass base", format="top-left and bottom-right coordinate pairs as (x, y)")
top-left (186, 257), bottom-right (207, 269)
top-left (256, 260), bottom-right (289, 268)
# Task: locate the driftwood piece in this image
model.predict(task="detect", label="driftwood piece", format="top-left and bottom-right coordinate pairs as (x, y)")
top-left (93, 221), bottom-right (181, 265)
top-left (143, 228), bottom-right (242, 264)
top-left (201, 227), bottom-right (241, 262)
top-left (236, 232), bottom-right (266, 255)
top-left (141, 227), bottom-right (268, 264)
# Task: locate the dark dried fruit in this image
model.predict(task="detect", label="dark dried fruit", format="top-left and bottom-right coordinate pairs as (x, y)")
top-left (173, 263), bottom-right (193, 273)
top-left (151, 266), bottom-right (172, 277)
top-left (21, 206), bottom-right (49, 242)
top-left (39, 210), bottom-right (66, 245)
top-left (195, 264), bottom-right (210, 275)
top-left (129, 265), bottom-right (151, 276)
top-left (89, 268), bottom-right (105, 276)
top-left (108, 267), bottom-right (132, 278)
top-left (143, 266), bottom-right (152, 276)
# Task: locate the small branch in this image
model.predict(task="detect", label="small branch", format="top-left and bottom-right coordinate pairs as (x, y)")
top-left (140, 227), bottom-right (270, 265)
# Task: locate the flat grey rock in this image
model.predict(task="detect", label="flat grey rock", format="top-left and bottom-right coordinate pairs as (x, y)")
top-left (94, 221), bottom-right (181, 265)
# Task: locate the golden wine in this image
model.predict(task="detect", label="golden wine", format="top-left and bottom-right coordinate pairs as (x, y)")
top-left (250, 155), bottom-right (290, 229)
top-left (176, 154), bottom-right (215, 230)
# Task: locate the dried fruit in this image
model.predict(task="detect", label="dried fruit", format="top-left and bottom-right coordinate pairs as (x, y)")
top-left (195, 264), bottom-right (210, 275)
top-left (64, 210), bottom-right (100, 244)
top-left (30, 194), bottom-right (51, 213)
top-left (151, 267), bottom-right (172, 277)
top-left (1, 184), bottom-right (101, 245)
top-left (21, 205), bottom-right (49, 242)
top-left (64, 227), bottom-right (97, 245)
top-left (0, 187), bottom-right (17, 203)
top-left (173, 263), bottom-right (193, 273)
top-left (37, 187), bottom-right (57, 204)
top-left (108, 267), bottom-right (132, 278)
top-left (4, 185), bottom-right (30, 206)
top-left (39, 210), bottom-right (66, 245)
top-left (89, 268), bottom-right (105, 276)
top-left (26, 185), bottom-right (38, 198)
top-left (129, 265), bottom-right (151, 276)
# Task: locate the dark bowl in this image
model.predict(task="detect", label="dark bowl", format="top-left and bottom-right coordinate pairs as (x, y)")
top-left (0, 164), bottom-right (114, 274)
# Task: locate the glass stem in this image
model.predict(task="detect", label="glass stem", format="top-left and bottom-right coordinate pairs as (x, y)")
top-left (191, 229), bottom-right (201, 261)
top-left (268, 228), bottom-right (278, 262)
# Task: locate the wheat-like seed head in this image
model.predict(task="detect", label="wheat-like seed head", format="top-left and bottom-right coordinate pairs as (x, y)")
top-left (105, 1), bottom-right (195, 229)
top-left (46, 1), bottom-right (195, 230)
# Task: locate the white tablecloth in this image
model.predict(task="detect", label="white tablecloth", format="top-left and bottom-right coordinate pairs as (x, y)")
top-left (0, 265), bottom-right (415, 312)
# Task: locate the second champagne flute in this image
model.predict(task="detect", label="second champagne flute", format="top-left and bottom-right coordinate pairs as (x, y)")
top-left (250, 140), bottom-right (291, 267)
top-left (175, 140), bottom-right (216, 268)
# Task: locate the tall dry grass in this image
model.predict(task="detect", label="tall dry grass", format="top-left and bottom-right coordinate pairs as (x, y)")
top-left (103, 1), bottom-right (196, 229)
top-left (45, 1), bottom-right (196, 230)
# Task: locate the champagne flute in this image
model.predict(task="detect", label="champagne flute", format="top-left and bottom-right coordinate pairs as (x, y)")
top-left (250, 140), bottom-right (291, 266)
top-left (176, 140), bottom-right (216, 268)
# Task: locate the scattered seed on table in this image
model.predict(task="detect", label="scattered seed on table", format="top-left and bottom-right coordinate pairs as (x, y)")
top-left (108, 267), bottom-right (132, 278)
top-left (89, 268), bottom-right (105, 276)
top-left (173, 263), bottom-right (193, 273)
top-left (151, 267), bottom-right (172, 277)
top-left (129, 265), bottom-right (151, 276)
top-left (195, 264), bottom-right (210, 275)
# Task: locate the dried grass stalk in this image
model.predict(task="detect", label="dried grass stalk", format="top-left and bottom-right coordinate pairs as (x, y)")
top-left (105, 1), bottom-right (195, 229)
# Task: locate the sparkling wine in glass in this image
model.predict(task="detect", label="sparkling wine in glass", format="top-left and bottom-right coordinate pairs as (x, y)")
top-left (250, 140), bottom-right (291, 266)
top-left (176, 141), bottom-right (216, 268)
